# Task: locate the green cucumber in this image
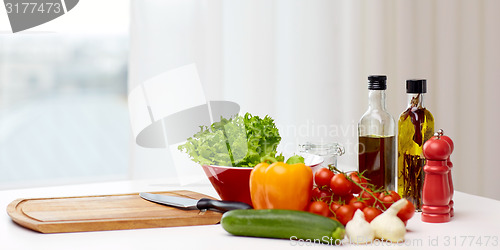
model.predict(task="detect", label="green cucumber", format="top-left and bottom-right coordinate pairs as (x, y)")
top-left (221, 209), bottom-right (345, 244)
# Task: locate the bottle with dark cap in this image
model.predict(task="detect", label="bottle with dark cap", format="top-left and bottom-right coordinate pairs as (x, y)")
top-left (397, 79), bottom-right (435, 210)
top-left (358, 75), bottom-right (396, 191)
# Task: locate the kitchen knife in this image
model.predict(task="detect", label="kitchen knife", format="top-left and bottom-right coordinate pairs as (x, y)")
top-left (139, 192), bottom-right (252, 212)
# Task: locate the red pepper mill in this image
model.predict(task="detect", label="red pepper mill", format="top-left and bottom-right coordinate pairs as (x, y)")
top-left (421, 129), bottom-right (452, 223)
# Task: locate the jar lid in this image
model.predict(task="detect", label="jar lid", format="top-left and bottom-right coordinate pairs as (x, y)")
top-left (298, 142), bottom-right (345, 156)
top-left (368, 75), bottom-right (387, 90)
top-left (406, 79), bottom-right (427, 93)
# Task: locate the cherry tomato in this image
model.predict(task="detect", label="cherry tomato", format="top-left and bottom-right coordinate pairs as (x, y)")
top-left (389, 190), bottom-right (401, 201)
top-left (335, 204), bottom-right (355, 225)
top-left (314, 168), bottom-right (334, 187)
top-left (360, 188), bottom-right (379, 207)
top-left (311, 187), bottom-right (332, 201)
top-left (348, 172), bottom-right (368, 194)
top-left (329, 200), bottom-right (342, 213)
top-left (397, 200), bottom-right (416, 223)
top-left (308, 201), bottom-right (331, 217)
top-left (330, 173), bottom-right (353, 196)
top-left (311, 187), bottom-right (321, 200)
top-left (378, 190), bottom-right (401, 210)
top-left (378, 196), bottom-right (394, 209)
top-left (363, 206), bottom-right (383, 222)
top-left (349, 197), bottom-right (367, 212)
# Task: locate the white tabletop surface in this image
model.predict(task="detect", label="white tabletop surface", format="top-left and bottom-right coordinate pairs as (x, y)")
top-left (1, 179), bottom-right (499, 250)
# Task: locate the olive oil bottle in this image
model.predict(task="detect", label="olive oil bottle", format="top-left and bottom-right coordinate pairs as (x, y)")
top-left (397, 79), bottom-right (434, 210)
top-left (358, 75), bottom-right (396, 191)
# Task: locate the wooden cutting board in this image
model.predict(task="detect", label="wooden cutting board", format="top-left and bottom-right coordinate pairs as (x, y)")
top-left (7, 190), bottom-right (222, 233)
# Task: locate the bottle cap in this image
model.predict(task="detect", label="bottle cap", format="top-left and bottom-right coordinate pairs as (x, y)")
top-left (406, 79), bottom-right (427, 93)
top-left (368, 75), bottom-right (387, 90)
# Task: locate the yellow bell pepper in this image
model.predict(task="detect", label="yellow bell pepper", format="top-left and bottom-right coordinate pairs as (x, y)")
top-left (249, 160), bottom-right (313, 211)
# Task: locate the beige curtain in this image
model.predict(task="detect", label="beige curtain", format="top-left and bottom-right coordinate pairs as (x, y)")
top-left (129, 0), bottom-right (500, 200)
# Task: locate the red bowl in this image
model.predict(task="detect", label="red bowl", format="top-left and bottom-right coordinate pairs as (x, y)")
top-left (201, 154), bottom-right (323, 207)
top-left (201, 165), bottom-right (253, 206)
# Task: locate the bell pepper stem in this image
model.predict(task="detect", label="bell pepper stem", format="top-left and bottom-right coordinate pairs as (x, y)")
top-left (261, 156), bottom-right (278, 164)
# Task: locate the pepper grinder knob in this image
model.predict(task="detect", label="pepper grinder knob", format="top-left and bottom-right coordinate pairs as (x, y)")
top-left (421, 129), bottom-right (452, 223)
top-left (436, 129), bottom-right (445, 137)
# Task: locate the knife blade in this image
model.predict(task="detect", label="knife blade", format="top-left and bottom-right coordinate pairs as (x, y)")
top-left (139, 192), bottom-right (252, 212)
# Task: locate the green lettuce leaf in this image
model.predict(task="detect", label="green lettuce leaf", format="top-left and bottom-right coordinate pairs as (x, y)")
top-left (178, 112), bottom-right (281, 168)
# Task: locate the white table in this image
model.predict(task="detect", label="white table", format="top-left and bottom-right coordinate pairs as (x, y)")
top-left (1, 179), bottom-right (499, 250)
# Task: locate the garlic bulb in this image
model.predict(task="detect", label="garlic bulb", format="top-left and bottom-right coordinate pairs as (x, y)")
top-left (370, 198), bottom-right (408, 242)
top-left (346, 209), bottom-right (375, 244)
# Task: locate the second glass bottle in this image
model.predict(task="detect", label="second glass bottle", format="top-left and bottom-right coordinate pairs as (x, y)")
top-left (397, 79), bottom-right (434, 210)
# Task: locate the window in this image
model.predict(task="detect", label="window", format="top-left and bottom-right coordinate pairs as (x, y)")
top-left (0, 0), bottom-right (130, 189)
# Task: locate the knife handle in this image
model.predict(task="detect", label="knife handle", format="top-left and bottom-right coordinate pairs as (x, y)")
top-left (197, 198), bottom-right (252, 212)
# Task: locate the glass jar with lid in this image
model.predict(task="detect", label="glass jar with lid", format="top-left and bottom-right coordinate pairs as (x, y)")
top-left (298, 142), bottom-right (345, 172)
